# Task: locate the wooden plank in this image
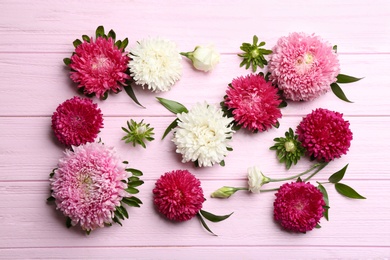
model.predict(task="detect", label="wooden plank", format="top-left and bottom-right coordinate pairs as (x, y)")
top-left (0, 180), bottom-right (386, 248)
top-left (0, 0), bottom-right (389, 53)
top-left (0, 116), bottom-right (388, 181)
top-left (0, 53), bottom-right (388, 117)
top-left (1, 246), bottom-right (389, 259)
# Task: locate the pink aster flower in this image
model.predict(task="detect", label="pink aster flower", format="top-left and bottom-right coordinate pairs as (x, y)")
top-left (269, 32), bottom-right (340, 101)
top-left (225, 74), bottom-right (282, 131)
top-left (274, 181), bottom-right (325, 232)
top-left (50, 142), bottom-right (129, 232)
top-left (51, 96), bottom-right (103, 146)
top-left (153, 170), bottom-right (205, 222)
top-left (296, 108), bottom-right (352, 162)
top-left (69, 37), bottom-right (130, 99)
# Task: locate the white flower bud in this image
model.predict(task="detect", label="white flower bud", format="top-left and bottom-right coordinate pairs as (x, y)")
top-left (182, 45), bottom-right (220, 72)
top-left (247, 166), bottom-right (270, 193)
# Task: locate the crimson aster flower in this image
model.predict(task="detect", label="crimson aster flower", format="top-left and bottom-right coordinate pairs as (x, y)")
top-left (50, 142), bottom-right (129, 232)
top-left (51, 96), bottom-right (103, 146)
top-left (274, 181), bottom-right (325, 232)
top-left (153, 170), bottom-right (205, 222)
top-left (224, 74), bottom-right (282, 131)
top-left (296, 108), bottom-right (352, 162)
top-left (268, 32), bottom-right (340, 101)
top-left (69, 37), bottom-right (130, 99)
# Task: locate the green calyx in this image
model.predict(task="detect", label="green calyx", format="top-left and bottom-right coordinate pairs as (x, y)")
top-left (270, 128), bottom-right (305, 169)
top-left (122, 119), bottom-right (155, 148)
top-left (238, 35), bottom-right (272, 72)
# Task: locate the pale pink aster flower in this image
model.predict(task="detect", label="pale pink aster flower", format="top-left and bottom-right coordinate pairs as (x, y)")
top-left (70, 37), bottom-right (130, 99)
top-left (225, 74), bottom-right (282, 131)
top-left (153, 170), bottom-right (204, 222)
top-left (274, 181), bottom-right (325, 232)
top-left (269, 32), bottom-right (340, 101)
top-left (51, 96), bottom-right (103, 146)
top-left (50, 142), bottom-right (129, 232)
top-left (296, 108), bottom-right (352, 162)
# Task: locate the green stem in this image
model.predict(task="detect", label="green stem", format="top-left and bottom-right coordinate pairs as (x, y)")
top-left (268, 163), bottom-right (324, 182)
top-left (260, 188), bottom-right (280, 192)
top-left (303, 162), bottom-right (329, 182)
top-left (235, 187), bottom-right (249, 191)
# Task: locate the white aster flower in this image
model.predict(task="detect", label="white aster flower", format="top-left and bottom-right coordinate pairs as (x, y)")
top-left (172, 102), bottom-right (234, 167)
top-left (129, 37), bottom-right (183, 92)
top-left (247, 166), bottom-right (270, 193)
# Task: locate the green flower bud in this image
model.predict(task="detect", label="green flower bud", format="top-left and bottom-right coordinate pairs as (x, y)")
top-left (210, 186), bottom-right (240, 199)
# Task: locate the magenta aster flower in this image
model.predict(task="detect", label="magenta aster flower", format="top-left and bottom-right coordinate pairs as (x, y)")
top-left (51, 96), bottom-right (103, 146)
top-left (69, 37), bottom-right (130, 99)
top-left (153, 170), bottom-right (205, 222)
top-left (296, 108), bottom-right (352, 162)
top-left (225, 74), bottom-right (282, 131)
top-left (50, 142), bottom-right (129, 232)
top-left (274, 181), bottom-right (325, 232)
top-left (269, 32), bottom-right (340, 101)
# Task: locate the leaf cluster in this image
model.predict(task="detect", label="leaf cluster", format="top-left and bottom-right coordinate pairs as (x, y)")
top-left (121, 119), bottom-right (155, 148)
top-left (238, 35), bottom-right (272, 72)
top-left (112, 163), bottom-right (144, 227)
top-left (270, 128), bottom-right (306, 169)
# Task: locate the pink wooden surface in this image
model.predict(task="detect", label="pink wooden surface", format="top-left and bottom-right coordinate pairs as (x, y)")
top-left (0, 0), bottom-right (389, 259)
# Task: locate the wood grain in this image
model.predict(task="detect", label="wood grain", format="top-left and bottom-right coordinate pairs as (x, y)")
top-left (0, 0), bottom-right (389, 258)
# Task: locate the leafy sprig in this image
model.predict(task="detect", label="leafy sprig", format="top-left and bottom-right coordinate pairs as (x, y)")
top-left (330, 45), bottom-right (363, 103)
top-left (122, 119), bottom-right (155, 148)
top-left (238, 35), bottom-right (272, 72)
top-left (270, 128), bottom-right (306, 169)
top-left (197, 209), bottom-right (233, 236)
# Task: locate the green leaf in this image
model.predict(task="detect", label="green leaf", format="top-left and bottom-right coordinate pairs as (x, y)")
top-left (335, 183), bottom-right (366, 199)
top-left (127, 196), bottom-right (142, 204)
top-left (317, 184), bottom-right (329, 206)
top-left (82, 35), bottom-right (90, 42)
top-left (66, 217), bottom-right (72, 228)
top-left (328, 164), bottom-right (348, 183)
top-left (278, 100), bottom-right (287, 108)
top-left (117, 206), bottom-right (129, 219)
top-left (102, 91), bottom-right (108, 100)
top-left (123, 84), bottom-right (144, 108)
top-left (114, 209), bottom-right (124, 220)
top-left (120, 38), bottom-right (129, 50)
top-left (112, 215), bottom-right (122, 226)
top-left (125, 187), bottom-right (139, 194)
top-left (73, 39), bottom-right (82, 48)
top-left (162, 118), bottom-right (179, 140)
top-left (197, 213), bottom-right (217, 236)
top-left (333, 45), bottom-right (337, 52)
top-left (317, 183), bottom-right (330, 221)
top-left (126, 168), bottom-right (143, 176)
top-left (315, 223), bottom-right (321, 228)
top-left (199, 210), bottom-right (233, 222)
top-left (115, 40), bottom-right (122, 48)
top-left (337, 74), bottom-right (362, 84)
top-left (122, 161), bottom-right (129, 164)
top-left (331, 83), bottom-right (353, 103)
top-left (107, 29), bottom-right (116, 40)
top-left (219, 160), bottom-right (225, 167)
top-left (156, 97), bottom-right (188, 114)
top-left (122, 198), bottom-right (141, 207)
top-left (47, 196), bottom-right (55, 202)
top-left (63, 58), bottom-right (71, 66)
top-left (95, 26), bottom-right (105, 38)
top-left (128, 180), bottom-right (144, 188)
